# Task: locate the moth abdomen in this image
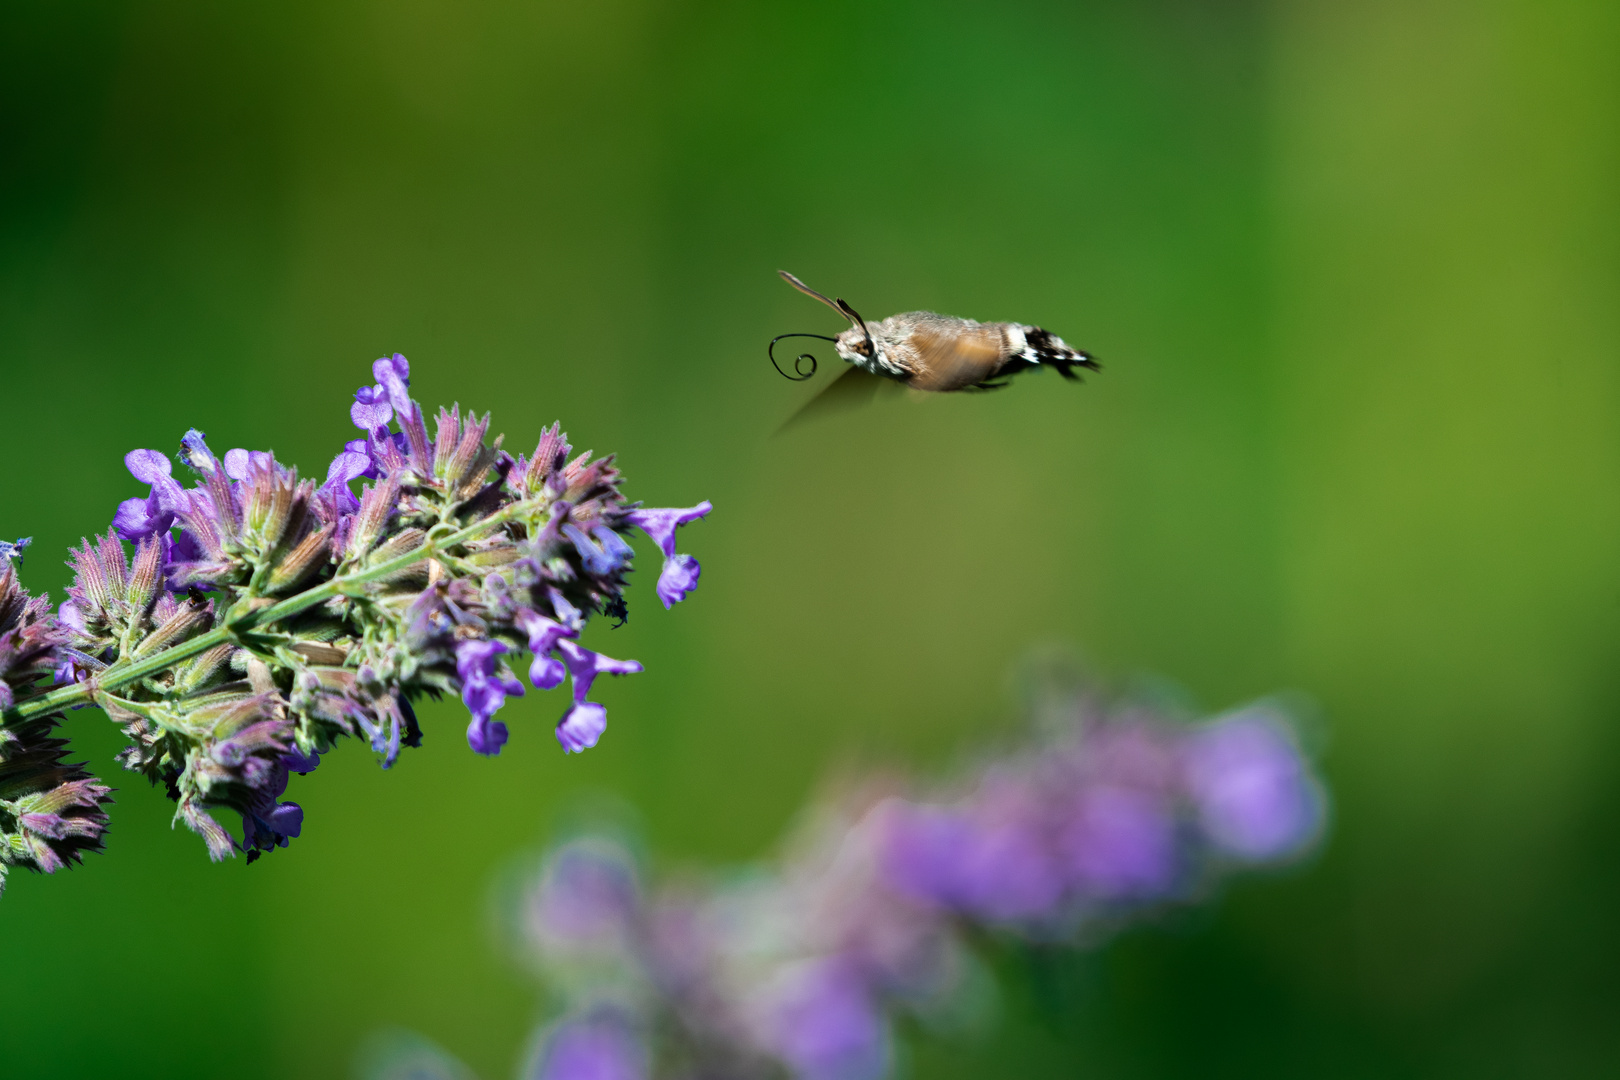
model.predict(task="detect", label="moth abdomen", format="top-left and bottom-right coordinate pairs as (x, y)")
top-left (1005, 325), bottom-right (1100, 383)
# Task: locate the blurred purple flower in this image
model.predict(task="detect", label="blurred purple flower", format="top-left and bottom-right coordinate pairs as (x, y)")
top-left (529, 839), bottom-right (642, 949)
top-left (1059, 786), bottom-right (1177, 899)
top-left (1184, 710), bottom-right (1324, 861)
top-left (531, 1013), bottom-right (647, 1080)
top-left (766, 960), bottom-right (891, 1080)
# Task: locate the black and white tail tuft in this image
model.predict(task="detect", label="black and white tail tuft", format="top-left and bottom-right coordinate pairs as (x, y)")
top-left (1017, 326), bottom-right (1100, 381)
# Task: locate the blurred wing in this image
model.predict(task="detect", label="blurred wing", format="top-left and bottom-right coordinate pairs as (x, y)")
top-left (909, 325), bottom-right (1005, 392)
top-left (775, 365), bottom-right (892, 435)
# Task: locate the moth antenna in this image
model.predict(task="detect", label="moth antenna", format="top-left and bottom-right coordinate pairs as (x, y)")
top-left (768, 333), bottom-right (838, 381)
top-left (778, 270), bottom-right (844, 315)
top-left (833, 298), bottom-right (876, 357)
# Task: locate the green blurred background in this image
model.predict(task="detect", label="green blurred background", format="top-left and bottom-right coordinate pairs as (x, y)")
top-left (2, 0), bottom-right (1617, 1076)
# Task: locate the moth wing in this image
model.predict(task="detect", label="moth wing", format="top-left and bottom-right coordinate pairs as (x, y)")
top-left (775, 364), bottom-right (894, 435)
top-left (909, 324), bottom-right (1005, 392)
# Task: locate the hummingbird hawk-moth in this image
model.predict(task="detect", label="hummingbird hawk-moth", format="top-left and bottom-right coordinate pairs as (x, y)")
top-left (771, 270), bottom-right (1099, 428)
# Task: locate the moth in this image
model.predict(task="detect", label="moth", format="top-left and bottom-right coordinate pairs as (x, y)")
top-left (772, 270), bottom-right (1098, 428)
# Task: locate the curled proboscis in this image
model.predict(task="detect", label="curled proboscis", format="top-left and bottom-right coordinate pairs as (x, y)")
top-left (769, 333), bottom-right (838, 381)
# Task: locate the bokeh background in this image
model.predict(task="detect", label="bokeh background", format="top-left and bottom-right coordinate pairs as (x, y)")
top-left (3, 0), bottom-right (1618, 1076)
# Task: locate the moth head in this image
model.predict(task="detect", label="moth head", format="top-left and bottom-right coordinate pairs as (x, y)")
top-left (778, 270), bottom-right (875, 358)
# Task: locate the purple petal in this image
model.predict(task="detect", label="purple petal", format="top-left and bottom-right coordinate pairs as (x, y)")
top-left (351, 387), bottom-right (393, 431)
top-left (878, 802), bottom-right (972, 906)
top-left (265, 801), bottom-right (303, 838)
top-left (324, 449), bottom-right (373, 488)
top-left (766, 960), bottom-right (889, 1080)
top-left (113, 496), bottom-right (171, 542)
top-left (467, 715), bottom-right (510, 756)
top-left (0, 537), bottom-right (29, 566)
top-left (223, 449), bottom-right (275, 481)
top-left (557, 639), bottom-right (643, 705)
top-left (125, 449), bottom-right (173, 485)
top-left (627, 501), bottom-right (712, 559)
top-left (627, 502), bottom-right (711, 608)
top-left (556, 702), bottom-right (607, 754)
top-left (1060, 787), bottom-right (1176, 899)
top-left (655, 553), bottom-right (700, 610)
top-left (461, 672), bottom-right (508, 718)
top-left (222, 449), bottom-right (252, 480)
top-left (515, 608), bottom-right (578, 656)
top-left (456, 638), bottom-right (508, 682)
top-left (564, 524), bottom-right (630, 576)
top-left (282, 748), bottom-right (321, 774)
top-left (372, 353), bottom-right (413, 416)
top-left (58, 600), bottom-right (86, 635)
top-left (531, 654), bottom-right (567, 691)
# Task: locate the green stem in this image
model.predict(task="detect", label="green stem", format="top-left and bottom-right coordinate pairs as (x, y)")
top-left (0, 503), bottom-right (524, 725)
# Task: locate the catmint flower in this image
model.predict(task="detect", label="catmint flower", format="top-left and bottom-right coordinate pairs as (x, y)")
top-left (0, 351), bottom-right (711, 875)
top-left (626, 503), bottom-right (712, 609)
top-left (555, 641), bottom-right (642, 754)
top-left (112, 449), bottom-right (190, 542)
top-left (458, 639), bottom-right (525, 756)
top-left (515, 609), bottom-right (576, 690)
top-left (352, 385), bottom-right (393, 432)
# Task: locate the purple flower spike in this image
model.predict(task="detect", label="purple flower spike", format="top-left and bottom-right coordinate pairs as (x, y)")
top-left (458, 638), bottom-right (526, 756)
top-left (351, 384), bottom-right (393, 431)
top-left (628, 502), bottom-right (711, 609)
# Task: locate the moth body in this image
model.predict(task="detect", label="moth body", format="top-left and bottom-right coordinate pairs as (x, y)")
top-left (781, 271), bottom-right (1098, 394)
